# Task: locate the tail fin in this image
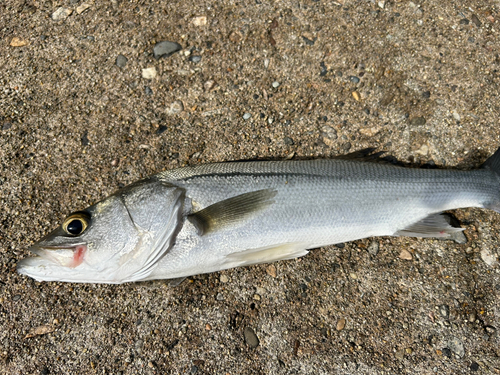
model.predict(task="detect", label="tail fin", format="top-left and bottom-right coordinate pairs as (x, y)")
top-left (482, 147), bottom-right (500, 213)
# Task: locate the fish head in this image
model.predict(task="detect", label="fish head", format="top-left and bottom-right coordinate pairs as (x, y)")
top-left (18, 179), bottom-right (185, 283)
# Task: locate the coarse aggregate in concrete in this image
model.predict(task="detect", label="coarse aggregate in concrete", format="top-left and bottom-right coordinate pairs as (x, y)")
top-left (1, 0), bottom-right (500, 374)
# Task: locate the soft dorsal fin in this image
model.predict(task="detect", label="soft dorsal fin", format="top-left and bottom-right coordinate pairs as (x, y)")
top-left (394, 213), bottom-right (465, 243)
top-left (188, 189), bottom-right (278, 235)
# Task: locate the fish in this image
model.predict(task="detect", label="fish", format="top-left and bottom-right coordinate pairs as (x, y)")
top-left (17, 148), bottom-right (500, 284)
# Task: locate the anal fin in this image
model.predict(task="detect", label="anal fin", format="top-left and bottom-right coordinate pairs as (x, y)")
top-left (394, 213), bottom-right (466, 243)
top-left (225, 242), bottom-right (309, 268)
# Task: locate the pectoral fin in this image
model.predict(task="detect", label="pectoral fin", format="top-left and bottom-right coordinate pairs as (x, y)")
top-left (225, 242), bottom-right (309, 268)
top-left (394, 213), bottom-right (465, 243)
top-left (188, 189), bottom-right (277, 235)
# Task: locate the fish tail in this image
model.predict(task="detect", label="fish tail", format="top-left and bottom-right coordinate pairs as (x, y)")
top-left (482, 147), bottom-right (500, 213)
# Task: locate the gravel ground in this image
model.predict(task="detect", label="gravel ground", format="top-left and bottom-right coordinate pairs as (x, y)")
top-left (1, 0), bottom-right (500, 374)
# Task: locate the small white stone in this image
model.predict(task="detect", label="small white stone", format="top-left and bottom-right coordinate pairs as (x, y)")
top-left (142, 67), bottom-right (157, 80)
top-left (76, 3), bottom-right (91, 14)
top-left (378, 1), bottom-right (385, 9)
top-left (452, 110), bottom-right (461, 121)
top-left (243, 113), bottom-right (251, 120)
top-left (272, 81), bottom-right (280, 88)
top-left (52, 7), bottom-right (72, 21)
top-left (220, 275), bottom-right (229, 283)
top-left (167, 100), bottom-right (184, 114)
top-left (481, 248), bottom-right (498, 267)
top-left (192, 16), bottom-right (207, 26)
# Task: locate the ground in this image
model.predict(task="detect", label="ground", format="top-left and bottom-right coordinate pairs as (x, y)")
top-left (1, 0), bottom-right (500, 374)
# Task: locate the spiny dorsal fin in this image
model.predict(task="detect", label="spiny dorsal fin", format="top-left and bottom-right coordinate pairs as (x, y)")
top-left (394, 213), bottom-right (465, 242)
top-left (188, 189), bottom-right (278, 235)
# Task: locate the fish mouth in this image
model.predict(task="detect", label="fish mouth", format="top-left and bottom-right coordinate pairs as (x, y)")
top-left (24, 244), bottom-right (88, 268)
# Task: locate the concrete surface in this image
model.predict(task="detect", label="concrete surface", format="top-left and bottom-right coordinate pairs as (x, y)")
top-left (1, 0), bottom-right (500, 374)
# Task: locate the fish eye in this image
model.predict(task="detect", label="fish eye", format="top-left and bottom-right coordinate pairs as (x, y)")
top-left (62, 212), bottom-right (90, 236)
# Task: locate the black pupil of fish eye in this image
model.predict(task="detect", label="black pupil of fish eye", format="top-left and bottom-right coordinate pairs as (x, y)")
top-left (67, 219), bottom-right (83, 235)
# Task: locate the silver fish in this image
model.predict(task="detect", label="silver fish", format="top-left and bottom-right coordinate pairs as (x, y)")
top-left (18, 148), bottom-right (500, 284)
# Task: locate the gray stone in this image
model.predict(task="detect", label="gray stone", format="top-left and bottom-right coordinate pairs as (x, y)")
top-left (410, 117), bottom-right (426, 126)
top-left (447, 337), bottom-right (464, 358)
top-left (153, 41), bottom-right (182, 59)
top-left (189, 55), bottom-right (202, 63)
top-left (116, 54), bottom-right (128, 68)
top-left (244, 327), bottom-right (259, 348)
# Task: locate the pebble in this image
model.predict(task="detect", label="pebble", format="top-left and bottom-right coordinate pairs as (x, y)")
top-left (378, 1), bottom-right (385, 9)
top-left (153, 41), bottom-right (182, 59)
top-left (399, 249), bottom-right (412, 260)
top-left (266, 264), bottom-right (277, 278)
top-left (243, 113), bottom-right (252, 120)
top-left (168, 100), bottom-right (184, 114)
top-left (204, 80), bottom-right (215, 91)
top-left (470, 362), bottom-right (479, 371)
top-left (145, 86), bottom-right (153, 95)
top-left (349, 76), bottom-right (360, 83)
top-left (192, 16), bottom-right (207, 26)
top-left (76, 3), bottom-right (91, 14)
top-left (189, 55), bottom-right (202, 63)
top-left (368, 240), bottom-right (379, 255)
top-left (244, 327), bottom-right (260, 348)
top-left (447, 337), bottom-right (464, 358)
top-left (115, 54), bottom-right (128, 68)
top-left (10, 37), bottom-right (29, 47)
top-left (272, 81), bottom-right (280, 88)
top-left (352, 91), bottom-right (361, 101)
top-left (220, 274), bottom-right (229, 283)
top-left (359, 127), bottom-right (381, 137)
top-left (480, 248), bottom-right (498, 267)
top-left (284, 137), bottom-right (294, 145)
top-left (439, 304), bottom-right (450, 319)
top-left (216, 293), bottom-right (224, 301)
top-left (12, 294), bottom-right (21, 301)
top-left (25, 325), bottom-right (55, 338)
top-left (142, 67), bottom-right (157, 80)
top-left (51, 7), bottom-right (72, 21)
top-left (253, 294), bottom-right (261, 301)
top-left (395, 349), bottom-right (405, 360)
top-left (156, 126), bottom-right (167, 135)
top-left (468, 311), bottom-right (476, 323)
top-left (460, 18), bottom-right (470, 25)
top-left (410, 116), bottom-right (426, 126)
top-left (336, 318), bottom-right (346, 331)
top-left (452, 110), bottom-right (461, 121)
top-left (471, 14), bottom-right (481, 27)
top-left (422, 91), bottom-right (431, 99)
